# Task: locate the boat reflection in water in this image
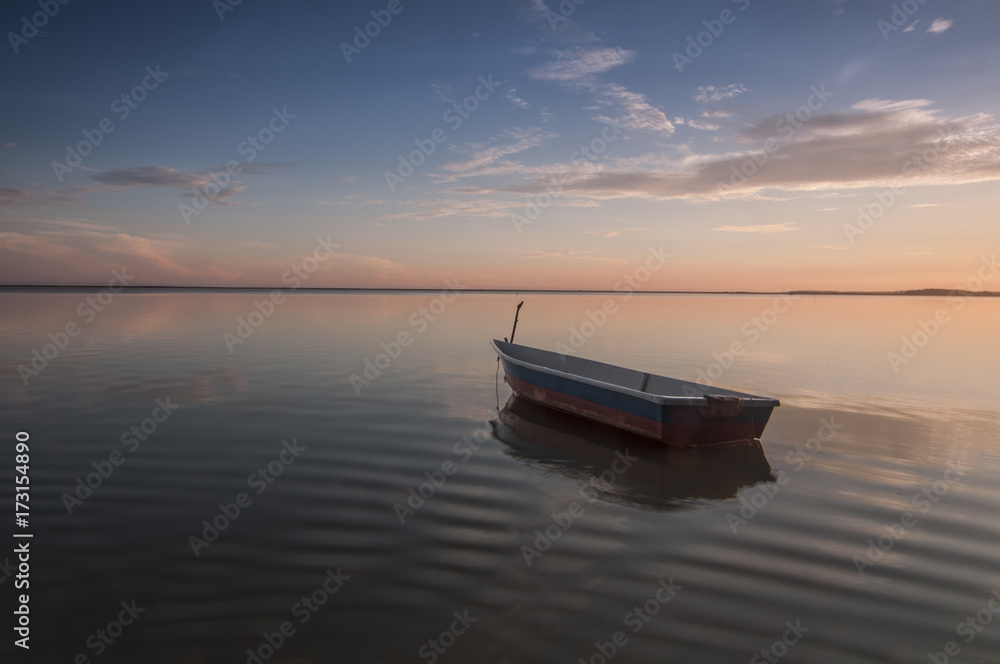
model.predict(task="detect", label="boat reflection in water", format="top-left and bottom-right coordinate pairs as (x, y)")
top-left (493, 395), bottom-right (776, 511)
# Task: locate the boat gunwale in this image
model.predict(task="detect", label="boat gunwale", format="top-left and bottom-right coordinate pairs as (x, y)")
top-left (491, 340), bottom-right (780, 409)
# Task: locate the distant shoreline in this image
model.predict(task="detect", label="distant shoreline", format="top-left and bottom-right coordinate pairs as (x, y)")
top-left (1, 286), bottom-right (998, 297)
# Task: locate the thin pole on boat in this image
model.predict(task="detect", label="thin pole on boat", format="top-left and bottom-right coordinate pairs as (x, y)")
top-left (507, 301), bottom-right (524, 343)
top-left (499, 301), bottom-right (524, 408)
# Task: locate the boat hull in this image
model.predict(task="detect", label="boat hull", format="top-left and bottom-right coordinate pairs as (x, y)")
top-left (494, 341), bottom-right (776, 446)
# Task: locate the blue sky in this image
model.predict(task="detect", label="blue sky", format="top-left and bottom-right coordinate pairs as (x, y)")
top-left (2, 0), bottom-right (999, 289)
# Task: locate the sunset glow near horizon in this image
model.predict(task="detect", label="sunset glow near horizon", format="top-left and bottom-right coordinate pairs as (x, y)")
top-left (2, 0), bottom-right (999, 291)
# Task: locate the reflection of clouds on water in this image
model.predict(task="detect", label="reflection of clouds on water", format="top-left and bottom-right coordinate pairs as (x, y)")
top-left (103, 368), bottom-right (250, 405)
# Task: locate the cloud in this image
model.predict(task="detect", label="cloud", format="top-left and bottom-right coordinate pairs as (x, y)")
top-left (435, 126), bottom-right (556, 181)
top-left (712, 223), bottom-right (800, 233)
top-left (506, 88), bottom-right (531, 109)
top-left (526, 46), bottom-right (636, 83)
top-left (0, 228), bottom-right (204, 283)
top-left (0, 186), bottom-right (84, 208)
top-left (517, 249), bottom-right (619, 261)
top-left (323, 253), bottom-right (410, 283)
top-left (517, 3), bottom-right (673, 139)
top-left (1, 187), bottom-right (47, 207)
top-left (323, 194), bottom-right (386, 206)
top-left (87, 164), bottom-right (289, 197)
top-left (927, 18), bottom-right (953, 34)
top-left (0, 223), bottom-right (409, 287)
top-left (0, 163), bottom-right (294, 210)
top-left (381, 189), bottom-right (595, 222)
top-left (526, 46), bottom-right (674, 138)
top-left (685, 111), bottom-right (732, 131)
top-left (583, 226), bottom-right (648, 237)
top-left (89, 166), bottom-right (206, 189)
top-left (431, 82), bottom-right (454, 103)
top-left (380, 197), bottom-right (525, 221)
top-left (0, 214), bottom-right (129, 234)
top-left (198, 185), bottom-right (246, 206)
top-left (694, 84), bottom-right (749, 104)
top-left (829, 0), bottom-right (846, 14)
top-left (520, 249), bottom-right (589, 258)
top-left (516, 0), bottom-right (598, 43)
top-left (733, 98), bottom-right (941, 144)
top-left (492, 98), bottom-right (1000, 201)
top-left (592, 84), bottom-right (675, 137)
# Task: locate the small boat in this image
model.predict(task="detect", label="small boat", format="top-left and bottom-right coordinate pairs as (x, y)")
top-left (494, 395), bottom-right (775, 509)
top-left (491, 339), bottom-right (780, 446)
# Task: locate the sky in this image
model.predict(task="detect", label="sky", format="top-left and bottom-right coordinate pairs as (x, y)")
top-left (1, 0), bottom-right (999, 291)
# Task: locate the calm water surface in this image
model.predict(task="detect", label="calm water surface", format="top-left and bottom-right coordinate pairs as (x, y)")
top-left (2, 291), bottom-right (999, 663)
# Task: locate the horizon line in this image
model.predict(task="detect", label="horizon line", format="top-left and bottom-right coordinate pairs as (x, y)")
top-left (1, 285), bottom-right (998, 297)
